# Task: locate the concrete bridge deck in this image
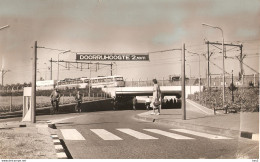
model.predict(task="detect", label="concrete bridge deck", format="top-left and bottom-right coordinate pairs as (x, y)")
top-left (103, 86), bottom-right (202, 98)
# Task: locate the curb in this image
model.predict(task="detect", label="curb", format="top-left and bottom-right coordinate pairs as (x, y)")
top-left (48, 121), bottom-right (68, 159)
top-left (135, 114), bottom-right (240, 138)
top-left (240, 131), bottom-right (259, 141)
top-left (50, 134), bottom-right (68, 159)
top-left (135, 114), bottom-right (259, 141)
top-left (186, 99), bottom-right (216, 115)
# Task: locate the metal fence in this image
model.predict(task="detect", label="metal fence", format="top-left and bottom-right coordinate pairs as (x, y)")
top-left (0, 92), bottom-right (110, 113)
top-left (0, 74), bottom-right (258, 93)
top-left (124, 74), bottom-right (259, 87)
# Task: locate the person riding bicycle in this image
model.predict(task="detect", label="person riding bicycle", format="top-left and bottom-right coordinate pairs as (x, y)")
top-left (50, 88), bottom-right (61, 114)
top-left (75, 90), bottom-right (83, 113)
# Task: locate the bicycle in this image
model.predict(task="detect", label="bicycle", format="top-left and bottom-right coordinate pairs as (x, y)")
top-left (50, 99), bottom-right (59, 115)
top-left (75, 100), bottom-right (82, 113)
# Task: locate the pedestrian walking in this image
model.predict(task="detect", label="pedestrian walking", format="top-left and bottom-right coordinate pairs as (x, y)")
top-left (112, 97), bottom-right (118, 111)
top-left (133, 96), bottom-right (137, 110)
top-left (151, 79), bottom-right (161, 115)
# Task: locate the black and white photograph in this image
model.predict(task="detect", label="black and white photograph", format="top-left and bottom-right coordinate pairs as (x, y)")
top-left (0, 0), bottom-right (259, 160)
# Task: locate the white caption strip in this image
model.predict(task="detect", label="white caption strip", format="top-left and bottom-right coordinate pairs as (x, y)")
top-left (117, 129), bottom-right (158, 139)
top-left (171, 129), bottom-right (232, 139)
top-left (144, 129), bottom-right (194, 139)
top-left (60, 129), bottom-right (86, 140)
top-left (90, 129), bottom-right (122, 140)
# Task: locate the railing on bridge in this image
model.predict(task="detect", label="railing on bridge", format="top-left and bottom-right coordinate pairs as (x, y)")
top-left (124, 74), bottom-right (259, 88)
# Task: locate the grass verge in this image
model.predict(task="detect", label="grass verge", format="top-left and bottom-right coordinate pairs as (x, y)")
top-left (0, 123), bottom-right (57, 159)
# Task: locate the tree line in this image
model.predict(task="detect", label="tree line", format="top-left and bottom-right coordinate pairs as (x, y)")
top-left (0, 82), bottom-right (32, 90)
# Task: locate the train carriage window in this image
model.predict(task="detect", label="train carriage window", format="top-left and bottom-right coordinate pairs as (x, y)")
top-left (115, 77), bottom-right (123, 81)
top-left (76, 80), bottom-right (83, 83)
top-left (98, 79), bottom-right (105, 82)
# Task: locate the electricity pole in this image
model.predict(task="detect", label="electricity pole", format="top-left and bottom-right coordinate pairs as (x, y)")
top-left (31, 41), bottom-right (37, 123)
top-left (207, 41), bottom-right (210, 88)
top-left (202, 23), bottom-right (225, 107)
top-left (111, 63), bottom-right (113, 76)
top-left (50, 58), bottom-right (52, 80)
top-left (181, 43), bottom-right (186, 120)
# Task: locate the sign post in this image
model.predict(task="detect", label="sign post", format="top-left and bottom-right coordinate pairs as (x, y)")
top-left (22, 87), bottom-right (32, 122)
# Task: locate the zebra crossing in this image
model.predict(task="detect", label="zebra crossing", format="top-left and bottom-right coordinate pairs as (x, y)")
top-left (171, 129), bottom-right (232, 139)
top-left (143, 129), bottom-right (194, 139)
top-left (90, 129), bottom-right (123, 140)
top-left (117, 128), bottom-right (158, 140)
top-left (60, 128), bottom-right (232, 141)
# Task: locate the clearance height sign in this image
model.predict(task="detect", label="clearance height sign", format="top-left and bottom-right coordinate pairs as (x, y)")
top-left (76, 54), bottom-right (149, 61)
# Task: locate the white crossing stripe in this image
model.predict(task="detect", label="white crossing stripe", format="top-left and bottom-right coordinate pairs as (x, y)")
top-left (117, 129), bottom-right (158, 139)
top-left (60, 129), bottom-right (86, 140)
top-left (171, 129), bottom-right (232, 139)
top-left (144, 129), bottom-right (194, 139)
top-left (90, 129), bottom-right (122, 140)
top-left (51, 115), bottom-right (85, 124)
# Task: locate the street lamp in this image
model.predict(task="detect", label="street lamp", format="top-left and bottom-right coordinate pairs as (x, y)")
top-left (1, 69), bottom-right (10, 88)
top-left (202, 23), bottom-right (225, 107)
top-left (57, 50), bottom-right (70, 82)
top-left (0, 25), bottom-right (10, 89)
top-left (44, 63), bottom-right (48, 80)
top-left (187, 51), bottom-right (201, 103)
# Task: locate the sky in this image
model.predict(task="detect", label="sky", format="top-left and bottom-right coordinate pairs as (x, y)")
top-left (0, 0), bottom-right (259, 85)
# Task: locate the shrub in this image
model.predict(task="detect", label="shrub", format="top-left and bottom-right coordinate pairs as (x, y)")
top-left (249, 81), bottom-right (254, 87)
top-left (189, 87), bottom-right (259, 112)
top-left (228, 83), bottom-right (237, 91)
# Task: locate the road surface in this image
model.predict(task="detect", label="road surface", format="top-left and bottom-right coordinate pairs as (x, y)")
top-left (47, 110), bottom-right (258, 159)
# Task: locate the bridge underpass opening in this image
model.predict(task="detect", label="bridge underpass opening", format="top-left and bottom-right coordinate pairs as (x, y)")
top-left (114, 87), bottom-right (182, 110)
